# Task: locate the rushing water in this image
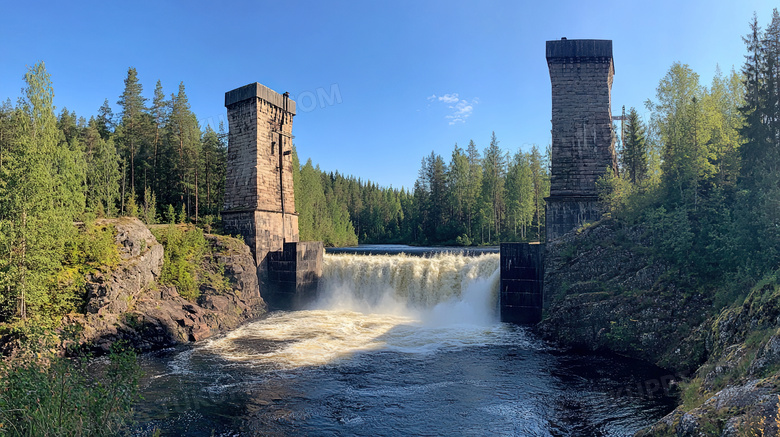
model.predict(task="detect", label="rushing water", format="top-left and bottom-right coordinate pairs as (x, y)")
top-left (133, 249), bottom-right (676, 436)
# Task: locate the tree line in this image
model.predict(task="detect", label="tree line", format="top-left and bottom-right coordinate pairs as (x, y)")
top-left (292, 133), bottom-right (550, 247)
top-left (3, 67), bottom-right (228, 226)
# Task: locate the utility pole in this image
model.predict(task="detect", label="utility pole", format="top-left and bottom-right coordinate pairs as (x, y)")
top-left (277, 92), bottom-right (293, 243)
top-left (612, 105), bottom-right (627, 174)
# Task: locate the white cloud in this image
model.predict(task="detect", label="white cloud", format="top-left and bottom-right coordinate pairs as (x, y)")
top-left (438, 93), bottom-right (459, 104)
top-left (427, 92), bottom-right (476, 125)
top-left (446, 99), bottom-right (474, 125)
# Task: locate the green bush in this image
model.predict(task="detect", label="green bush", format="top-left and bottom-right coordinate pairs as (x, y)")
top-left (455, 234), bottom-right (472, 246)
top-left (152, 225), bottom-right (207, 301)
top-left (37, 221), bottom-right (122, 318)
top-left (0, 330), bottom-right (141, 436)
top-left (63, 221), bottom-right (120, 272)
top-left (164, 204), bottom-right (176, 224)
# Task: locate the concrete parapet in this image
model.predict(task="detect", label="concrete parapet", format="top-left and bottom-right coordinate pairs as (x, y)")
top-left (225, 82), bottom-right (297, 114)
top-left (546, 39), bottom-right (614, 68)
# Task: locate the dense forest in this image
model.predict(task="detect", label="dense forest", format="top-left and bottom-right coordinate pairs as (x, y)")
top-left (0, 65), bottom-right (229, 323)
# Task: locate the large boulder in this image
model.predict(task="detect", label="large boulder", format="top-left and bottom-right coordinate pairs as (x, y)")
top-left (84, 217), bottom-right (163, 315)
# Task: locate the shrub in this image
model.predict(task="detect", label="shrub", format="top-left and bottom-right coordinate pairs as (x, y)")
top-left (152, 225), bottom-right (207, 301)
top-left (0, 330), bottom-right (141, 436)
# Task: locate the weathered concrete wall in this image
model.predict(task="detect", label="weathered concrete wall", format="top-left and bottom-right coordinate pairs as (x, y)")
top-left (266, 241), bottom-right (324, 309)
top-left (500, 243), bottom-right (544, 324)
top-left (545, 197), bottom-right (602, 244)
top-left (545, 39), bottom-right (617, 241)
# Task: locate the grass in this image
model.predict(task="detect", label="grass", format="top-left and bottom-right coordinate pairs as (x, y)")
top-left (0, 330), bottom-right (141, 436)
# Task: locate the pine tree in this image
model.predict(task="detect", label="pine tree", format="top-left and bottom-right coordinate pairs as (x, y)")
top-left (464, 139), bottom-right (482, 238)
top-left (57, 108), bottom-right (80, 147)
top-left (738, 13), bottom-right (770, 190)
top-left (149, 80), bottom-right (167, 195)
top-left (162, 83), bottom-right (200, 214)
top-left (96, 98), bottom-right (114, 141)
top-left (481, 132), bottom-right (505, 241)
top-left (116, 67), bottom-right (148, 195)
top-left (621, 107), bottom-right (649, 184)
top-left (85, 125), bottom-right (120, 217)
top-left (142, 186), bottom-right (157, 225)
top-left (447, 144), bottom-right (469, 230)
top-left (200, 125), bottom-right (226, 216)
top-left (528, 145), bottom-right (549, 240)
top-left (736, 10), bottom-right (780, 271)
top-left (505, 150), bottom-right (534, 239)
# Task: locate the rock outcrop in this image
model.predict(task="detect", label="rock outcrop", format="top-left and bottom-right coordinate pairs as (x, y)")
top-left (639, 283), bottom-right (780, 436)
top-left (84, 218), bottom-right (164, 315)
top-left (67, 219), bottom-right (266, 353)
top-left (539, 219), bottom-right (710, 374)
top-left (540, 218), bottom-right (780, 435)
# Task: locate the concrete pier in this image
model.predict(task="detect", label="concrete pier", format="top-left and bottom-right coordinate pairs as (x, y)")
top-left (266, 241), bottom-right (324, 309)
top-left (500, 243), bottom-right (544, 324)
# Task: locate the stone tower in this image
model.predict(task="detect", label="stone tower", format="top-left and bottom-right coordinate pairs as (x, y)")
top-left (545, 39), bottom-right (617, 241)
top-left (223, 83), bottom-right (322, 308)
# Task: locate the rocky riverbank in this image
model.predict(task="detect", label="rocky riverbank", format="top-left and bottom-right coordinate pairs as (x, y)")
top-left (64, 218), bottom-right (266, 353)
top-left (540, 218), bottom-right (780, 436)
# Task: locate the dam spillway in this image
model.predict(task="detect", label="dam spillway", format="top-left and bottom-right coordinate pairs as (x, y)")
top-left (318, 252), bottom-right (501, 321)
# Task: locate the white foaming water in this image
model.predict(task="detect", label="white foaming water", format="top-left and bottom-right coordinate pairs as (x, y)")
top-left (199, 252), bottom-right (525, 369)
top-left (316, 252), bottom-right (500, 324)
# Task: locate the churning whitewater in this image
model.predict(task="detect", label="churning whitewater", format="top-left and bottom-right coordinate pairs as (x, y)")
top-left (135, 250), bottom-right (677, 435)
top-left (201, 252), bottom-right (515, 368)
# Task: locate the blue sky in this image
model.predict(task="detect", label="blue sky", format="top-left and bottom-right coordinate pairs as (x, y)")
top-left (1, 0), bottom-right (776, 189)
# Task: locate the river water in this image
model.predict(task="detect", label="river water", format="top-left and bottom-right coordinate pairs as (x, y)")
top-left (133, 248), bottom-right (676, 436)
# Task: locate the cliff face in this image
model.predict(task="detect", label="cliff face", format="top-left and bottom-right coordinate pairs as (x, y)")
top-left (541, 218), bottom-right (780, 436)
top-left (539, 219), bottom-right (710, 374)
top-left (67, 218), bottom-right (266, 353)
top-left (640, 283), bottom-right (780, 436)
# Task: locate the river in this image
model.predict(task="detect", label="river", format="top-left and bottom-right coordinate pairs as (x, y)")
top-left (133, 246), bottom-right (676, 436)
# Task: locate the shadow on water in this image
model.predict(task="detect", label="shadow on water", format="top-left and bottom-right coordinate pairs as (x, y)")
top-left (132, 320), bottom-right (676, 437)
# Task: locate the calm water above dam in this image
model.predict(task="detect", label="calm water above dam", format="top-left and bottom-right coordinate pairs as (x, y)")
top-left (133, 248), bottom-right (675, 436)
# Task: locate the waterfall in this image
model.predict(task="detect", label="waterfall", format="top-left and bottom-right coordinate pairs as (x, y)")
top-left (201, 252), bottom-right (506, 368)
top-left (316, 252), bottom-right (501, 326)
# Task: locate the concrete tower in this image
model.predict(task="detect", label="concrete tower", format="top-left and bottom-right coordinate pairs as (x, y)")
top-left (223, 83), bottom-right (322, 309)
top-left (223, 83), bottom-right (299, 267)
top-left (545, 39), bottom-right (617, 241)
